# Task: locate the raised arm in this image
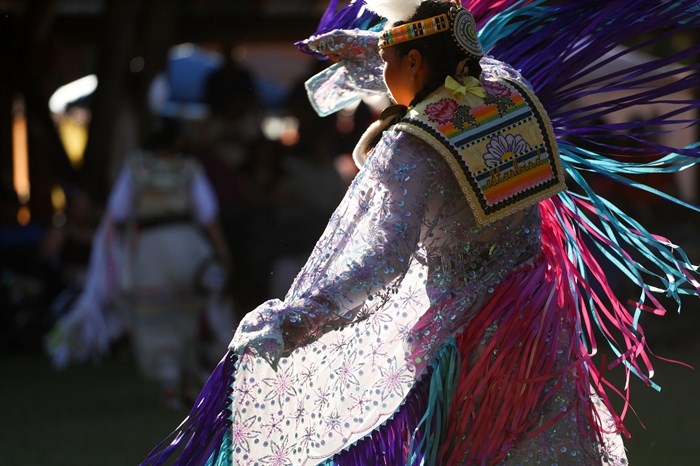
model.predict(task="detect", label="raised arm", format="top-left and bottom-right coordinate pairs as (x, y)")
top-left (230, 130), bottom-right (438, 367)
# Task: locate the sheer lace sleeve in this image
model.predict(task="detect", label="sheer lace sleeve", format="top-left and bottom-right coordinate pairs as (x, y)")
top-left (293, 130), bottom-right (433, 319)
top-left (230, 130), bottom-right (438, 366)
top-left (302, 29), bottom-right (389, 116)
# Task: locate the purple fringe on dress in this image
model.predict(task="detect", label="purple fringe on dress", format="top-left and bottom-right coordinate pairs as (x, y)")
top-left (315, 0), bottom-right (375, 35)
top-left (140, 350), bottom-right (237, 466)
top-left (331, 369), bottom-right (431, 466)
top-left (487, 0), bottom-right (700, 115)
top-left (486, 0), bottom-right (700, 207)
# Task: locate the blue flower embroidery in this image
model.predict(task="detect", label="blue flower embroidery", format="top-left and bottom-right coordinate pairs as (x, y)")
top-left (483, 134), bottom-right (531, 167)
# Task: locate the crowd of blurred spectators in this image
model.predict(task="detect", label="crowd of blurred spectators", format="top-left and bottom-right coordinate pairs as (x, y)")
top-left (0, 56), bottom-right (379, 359)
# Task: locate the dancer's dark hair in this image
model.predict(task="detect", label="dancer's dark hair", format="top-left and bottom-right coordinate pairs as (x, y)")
top-left (393, 1), bottom-right (482, 107)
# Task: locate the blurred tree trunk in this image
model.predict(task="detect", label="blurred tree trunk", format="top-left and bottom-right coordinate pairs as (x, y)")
top-left (7, 0), bottom-right (75, 223)
top-left (0, 15), bottom-right (14, 192)
top-left (9, 0), bottom-right (73, 181)
top-left (3, 0), bottom-right (184, 211)
top-left (80, 0), bottom-right (139, 203)
top-left (125, 0), bottom-right (182, 162)
top-left (81, 0), bottom-right (182, 202)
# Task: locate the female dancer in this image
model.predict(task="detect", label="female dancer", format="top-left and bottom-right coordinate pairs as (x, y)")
top-left (143, 1), bottom-right (700, 464)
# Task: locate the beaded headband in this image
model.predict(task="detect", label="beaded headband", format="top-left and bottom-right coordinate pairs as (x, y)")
top-left (379, 13), bottom-right (449, 49)
top-left (378, 7), bottom-right (484, 60)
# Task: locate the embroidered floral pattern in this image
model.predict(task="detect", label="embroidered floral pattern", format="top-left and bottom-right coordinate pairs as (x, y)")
top-left (483, 80), bottom-right (511, 96)
top-left (261, 364), bottom-right (297, 405)
top-left (425, 97), bottom-right (458, 124)
top-left (260, 437), bottom-right (293, 466)
top-left (377, 357), bottom-right (414, 401)
top-left (231, 414), bottom-right (259, 453)
top-left (234, 376), bottom-right (259, 406)
top-left (483, 134), bottom-right (532, 167)
top-left (425, 81), bottom-right (519, 130)
top-left (261, 412), bottom-right (286, 439)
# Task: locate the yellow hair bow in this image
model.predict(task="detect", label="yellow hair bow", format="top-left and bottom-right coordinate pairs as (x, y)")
top-left (444, 75), bottom-right (486, 100)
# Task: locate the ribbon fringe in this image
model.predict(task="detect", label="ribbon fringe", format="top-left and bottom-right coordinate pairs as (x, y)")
top-left (140, 351), bottom-right (237, 466)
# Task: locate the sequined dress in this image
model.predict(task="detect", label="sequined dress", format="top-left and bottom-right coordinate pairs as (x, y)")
top-left (225, 126), bottom-right (626, 465)
top-left (141, 2), bottom-right (700, 465)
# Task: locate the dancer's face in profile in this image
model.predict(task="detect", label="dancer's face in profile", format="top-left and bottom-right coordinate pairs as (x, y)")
top-left (380, 46), bottom-right (426, 106)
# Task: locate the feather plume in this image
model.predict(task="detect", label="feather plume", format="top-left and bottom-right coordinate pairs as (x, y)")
top-left (364, 0), bottom-right (423, 23)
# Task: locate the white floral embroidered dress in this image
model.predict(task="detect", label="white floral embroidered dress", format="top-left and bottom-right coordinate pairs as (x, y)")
top-left (229, 127), bottom-right (545, 464)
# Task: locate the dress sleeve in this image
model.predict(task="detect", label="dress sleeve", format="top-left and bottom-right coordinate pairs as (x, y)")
top-left (106, 166), bottom-right (134, 222)
top-left (230, 130), bottom-right (437, 364)
top-left (302, 132), bottom-right (432, 314)
top-left (190, 167), bottom-right (220, 225)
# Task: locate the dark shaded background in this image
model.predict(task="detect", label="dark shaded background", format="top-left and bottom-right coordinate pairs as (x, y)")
top-left (1, 1), bottom-right (698, 465)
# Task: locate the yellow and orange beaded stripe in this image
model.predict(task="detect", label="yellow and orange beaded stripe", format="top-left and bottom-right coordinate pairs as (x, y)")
top-left (379, 14), bottom-right (450, 49)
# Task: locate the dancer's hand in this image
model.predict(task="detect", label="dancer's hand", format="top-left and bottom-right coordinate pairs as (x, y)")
top-left (229, 299), bottom-right (285, 370)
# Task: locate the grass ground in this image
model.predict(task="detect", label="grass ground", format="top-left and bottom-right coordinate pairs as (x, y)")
top-left (618, 341), bottom-right (700, 465)
top-left (1, 336), bottom-right (698, 466)
top-left (0, 350), bottom-right (184, 466)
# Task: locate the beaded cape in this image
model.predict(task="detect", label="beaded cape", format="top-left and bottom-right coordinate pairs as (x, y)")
top-left (396, 76), bottom-right (566, 226)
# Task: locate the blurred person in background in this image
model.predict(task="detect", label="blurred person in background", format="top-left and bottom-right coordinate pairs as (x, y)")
top-left (48, 117), bottom-right (234, 409)
top-left (197, 52), bottom-right (270, 310)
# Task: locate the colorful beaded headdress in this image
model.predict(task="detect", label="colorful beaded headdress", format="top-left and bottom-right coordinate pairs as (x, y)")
top-left (378, 6), bottom-right (484, 60)
top-left (378, 13), bottom-right (449, 48)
